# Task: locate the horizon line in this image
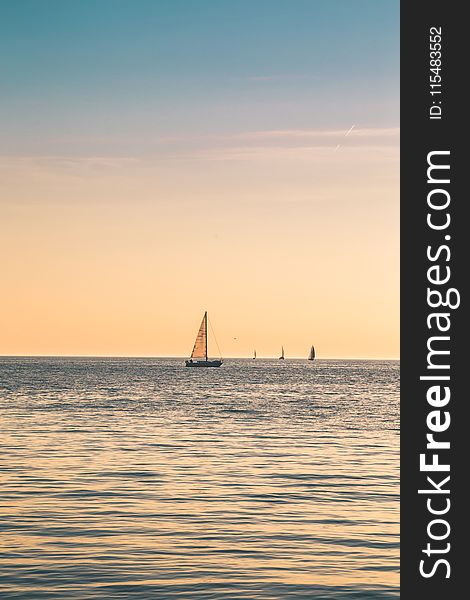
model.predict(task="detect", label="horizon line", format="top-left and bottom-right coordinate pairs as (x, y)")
top-left (0, 354), bottom-right (400, 361)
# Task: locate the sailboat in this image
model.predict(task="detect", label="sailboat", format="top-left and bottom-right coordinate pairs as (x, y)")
top-left (308, 345), bottom-right (316, 361)
top-left (253, 350), bottom-right (256, 360)
top-left (279, 346), bottom-right (285, 360)
top-left (185, 312), bottom-right (223, 367)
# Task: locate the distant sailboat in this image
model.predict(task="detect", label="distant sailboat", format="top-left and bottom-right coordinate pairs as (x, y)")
top-left (253, 350), bottom-right (256, 360)
top-left (308, 345), bottom-right (316, 361)
top-left (279, 346), bottom-right (285, 360)
top-left (185, 312), bottom-right (222, 367)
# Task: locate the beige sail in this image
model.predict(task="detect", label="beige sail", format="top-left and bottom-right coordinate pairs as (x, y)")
top-left (190, 312), bottom-right (207, 359)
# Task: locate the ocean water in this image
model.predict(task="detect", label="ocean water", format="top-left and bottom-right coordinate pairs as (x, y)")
top-left (0, 358), bottom-right (399, 599)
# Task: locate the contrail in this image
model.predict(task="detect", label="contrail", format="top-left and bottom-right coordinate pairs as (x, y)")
top-left (334, 124), bottom-right (355, 151)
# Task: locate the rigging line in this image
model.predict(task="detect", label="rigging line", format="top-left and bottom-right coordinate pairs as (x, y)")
top-left (208, 316), bottom-right (223, 360)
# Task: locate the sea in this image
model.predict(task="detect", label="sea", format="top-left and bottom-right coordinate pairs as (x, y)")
top-left (0, 357), bottom-right (399, 599)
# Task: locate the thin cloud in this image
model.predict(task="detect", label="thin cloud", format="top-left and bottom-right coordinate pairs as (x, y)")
top-left (196, 144), bottom-right (399, 162)
top-left (0, 127), bottom-right (399, 166)
top-left (226, 127), bottom-right (398, 141)
top-left (241, 74), bottom-right (313, 82)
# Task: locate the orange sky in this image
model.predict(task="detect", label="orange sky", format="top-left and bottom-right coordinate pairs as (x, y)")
top-left (1, 129), bottom-right (399, 359)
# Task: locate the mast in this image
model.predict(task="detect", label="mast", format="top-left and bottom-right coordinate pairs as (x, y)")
top-left (205, 311), bottom-right (208, 361)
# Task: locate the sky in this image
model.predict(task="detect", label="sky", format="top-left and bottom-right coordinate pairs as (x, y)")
top-left (0, 0), bottom-right (399, 358)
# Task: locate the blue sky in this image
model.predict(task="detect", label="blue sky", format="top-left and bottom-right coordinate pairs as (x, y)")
top-left (0, 0), bottom-right (399, 156)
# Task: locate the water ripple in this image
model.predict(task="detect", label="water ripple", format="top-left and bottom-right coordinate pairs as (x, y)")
top-left (0, 358), bottom-right (399, 598)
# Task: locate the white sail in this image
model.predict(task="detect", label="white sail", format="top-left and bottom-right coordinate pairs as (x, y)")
top-left (190, 312), bottom-right (207, 359)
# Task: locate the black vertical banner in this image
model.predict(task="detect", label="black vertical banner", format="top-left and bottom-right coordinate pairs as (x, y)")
top-left (401, 2), bottom-right (465, 598)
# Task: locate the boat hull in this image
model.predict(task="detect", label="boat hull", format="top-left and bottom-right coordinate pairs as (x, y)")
top-left (185, 360), bottom-right (223, 368)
